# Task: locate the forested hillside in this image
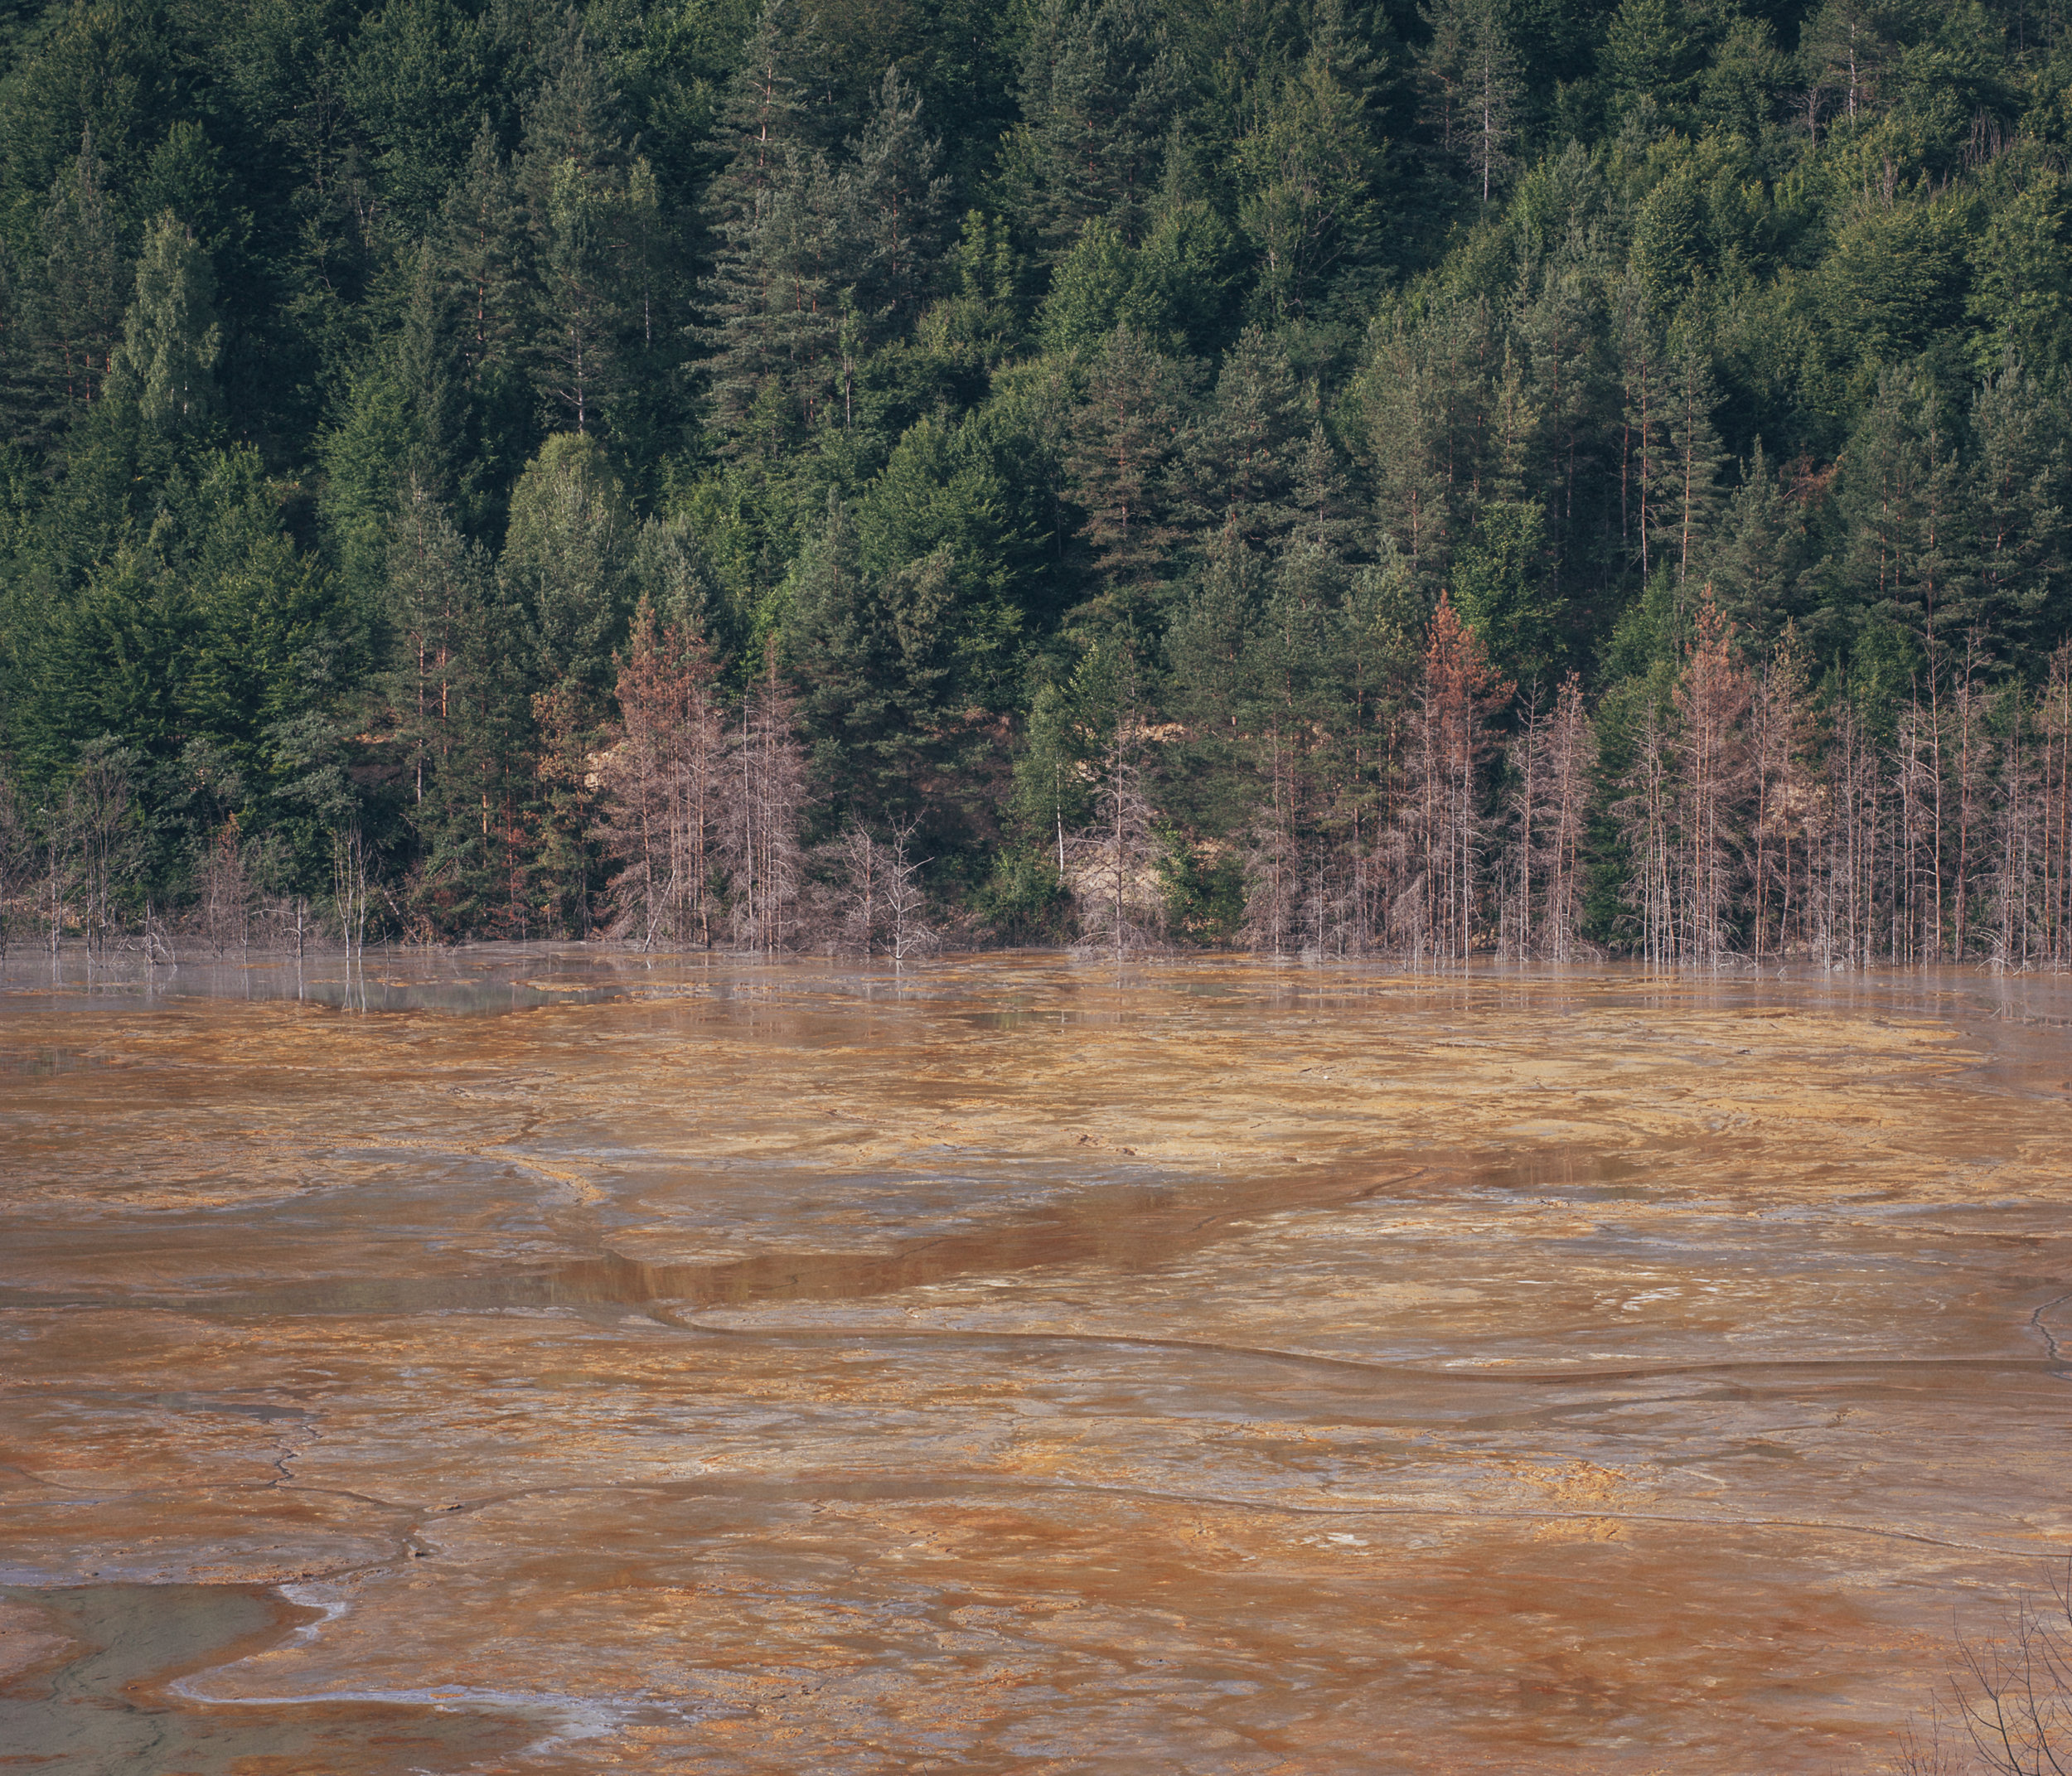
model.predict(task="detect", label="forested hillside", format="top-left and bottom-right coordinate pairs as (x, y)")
top-left (4, 0), bottom-right (2072, 964)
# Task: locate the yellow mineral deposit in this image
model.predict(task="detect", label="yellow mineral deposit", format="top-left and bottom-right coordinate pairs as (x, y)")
top-left (2, 952), bottom-right (2068, 1773)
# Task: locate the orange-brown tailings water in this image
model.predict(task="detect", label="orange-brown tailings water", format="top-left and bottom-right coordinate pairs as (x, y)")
top-left (2, 949), bottom-right (2068, 1773)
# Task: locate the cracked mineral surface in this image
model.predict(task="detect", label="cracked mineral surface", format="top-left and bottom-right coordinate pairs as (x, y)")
top-left (1, 950), bottom-right (2068, 1773)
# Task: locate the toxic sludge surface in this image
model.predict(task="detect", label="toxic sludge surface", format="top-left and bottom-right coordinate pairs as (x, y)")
top-left (1, 952), bottom-right (2068, 1774)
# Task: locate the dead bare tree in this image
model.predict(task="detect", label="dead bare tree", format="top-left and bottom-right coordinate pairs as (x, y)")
top-left (726, 651), bottom-right (808, 952)
top-left (1902, 1561), bottom-right (2072, 1775)
top-left (196, 824), bottom-right (251, 956)
top-left (1613, 687), bottom-right (1677, 967)
top-left (2040, 643), bottom-right (2072, 970)
top-left (1239, 735), bottom-right (1303, 956)
top-left (824, 820), bottom-right (884, 956)
top-left (1949, 645), bottom-right (1992, 963)
top-left (332, 824), bottom-right (373, 958)
top-left (1896, 1696), bottom-right (1971, 1776)
top-left (1070, 716), bottom-right (1164, 962)
top-left (1983, 651), bottom-right (2072, 975)
top-left (261, 890), bottom-right (316, 960)
top-left (1542, 673), bottom-right (1595, 961)
top-left (1503, 673), bottom-right (1595, 961)
top-left (1749, 625), bottom-right (1821, 959)
top-left (1501, 679), bottom-right (1552, 961)
top-left (141, 901), bottom-right (177, 966)
top-left (1890, 641), bottom-right (1994, 965)
top-left (1988, 682), bottom-right (2038, 971)
top-left (882, 822), bottom-right (933, 963)
top-left (1396, 591), bottom-right (1509, 961)
top-left (1303, 724), bottom-right (1389, 961)
top-left (1898, 687), bottom-right (1938, 961)
top-left (1608, 597), bottom-right (1757, 969)
top-left (66, 743), bottom-right (135, 959)
top-left (821, 825), bottom-right (937, 961)
top-left (1671, 589), bottom-right (1753, 965)
top-left (825, 816), bottom-right (933, 961)
top-left (1820, 696), bottom-right (1890, 970)
top-left (40, 792), bottom-right (67, 956)
top-left (594, 601), bottom-right (727, 947)
top-left (0, 767), bottom-right (26, 961)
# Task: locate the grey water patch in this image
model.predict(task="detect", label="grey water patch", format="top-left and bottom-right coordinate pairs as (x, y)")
top-left (0, 1152), bottom-right (1415, 1326)
top-left (0, 941), bottom-right (981, 1019)
top-left (0, 1046), bottom-right (118, 1076)
top-left (0, 1582), bottom-right (536, 1775)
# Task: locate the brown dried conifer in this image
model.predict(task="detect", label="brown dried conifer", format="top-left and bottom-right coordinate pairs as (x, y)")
top-left (1397, 591), bottom-right (1509, 961)
top-left (594, 598), bottom-right (727, 948)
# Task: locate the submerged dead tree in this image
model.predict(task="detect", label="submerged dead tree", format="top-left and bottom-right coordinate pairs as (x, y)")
top-left (728, 651), bottom-right (809, 952)
top-left (332, 825), bottom-right (373, 958)
top-left (67, 743), bottom-right (135, 958)
top-left (1072, 719), bottom-right (1164, 961)
top-left (2040, 644), bottom-right (2072, 967)
top-left (1063, 642), bottom-right (1168, 966)
top-left (1503, 671), bottom-right (1594, 960)
top-left (1900, 1561), bottom-right (2072, 1775)
top-left (0, 768), bottom-right (26, 961)
top-left (1238, 733), bottom-right (1304, 956)
top-left (1613, 685), bottom-right (1677, 966)
top-left (1670, 592), bottom-right (1752, 965)
top-left (1397, 592), bottom-right (1508, 961)
top-left (595, 600), bottom-right (728, 947)
top-left (196, 825), bottom-right (251, 956)
top-left (1748, 626), bottom-right (1821, 959)
top-left (825, 818), bottom-right (932, 959)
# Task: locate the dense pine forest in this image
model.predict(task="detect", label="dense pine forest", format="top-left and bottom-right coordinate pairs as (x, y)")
top-left (3, 0), bottom-right (2072, 964)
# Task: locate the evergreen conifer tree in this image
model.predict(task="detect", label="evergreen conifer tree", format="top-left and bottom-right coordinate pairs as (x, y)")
top-left (104, 214), bottom-right (221, 442)
top-left (1009, 0), bottom-right (1184, 255)
top-left (1705, 443), bottom-right (1812, 647)
top-left (1234, 0), bottom-right (1387, 319)
top-left (1602, 0), bottom-right (1713, 126)
top-left (1418, 0), bottom-right (1522, 203)
top-left (18, 132), bottom-right (127, 440)
top-left (440, 120), bottom-right (531, 399)
top-left (385, 481), bottom-right (528, 935)
top-left (499, 432), bottom-right (637, 709)
top-left (1971, 365), bottom-right (2072, 672)
top-left (1176, 324), bottom-right (1305, 548)
top-left (520, 23), bottom-right (646, 436)
top-left (843, 67), bottom-right (951, 348)
top-left (696, 0), bottom-right (842, 455)
top-left (1065, 323), bottom-right (1198, 622)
